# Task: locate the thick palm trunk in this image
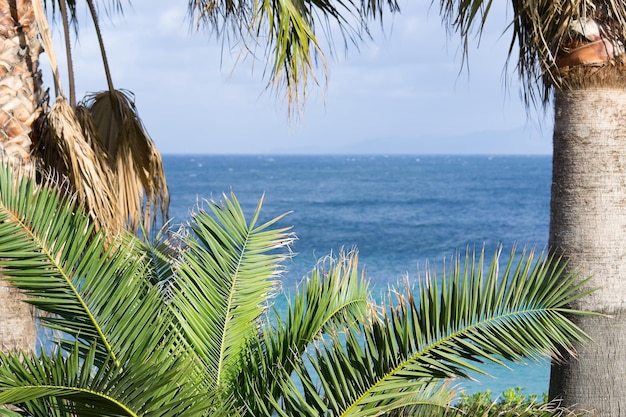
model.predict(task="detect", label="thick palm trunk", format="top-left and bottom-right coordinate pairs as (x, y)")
top-left (548, 88), bottom-right (626, 416)
top-left (0, 0), bottom-right (43, 352)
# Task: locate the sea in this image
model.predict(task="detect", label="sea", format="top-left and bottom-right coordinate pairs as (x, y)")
top-left (163, 154), bottom-right (553, 398)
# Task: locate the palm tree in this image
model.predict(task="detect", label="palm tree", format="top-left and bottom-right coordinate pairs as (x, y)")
top-left (0, 163), bottom-right (593, 415)
top-left (437, 1), bottom-right (626, 415)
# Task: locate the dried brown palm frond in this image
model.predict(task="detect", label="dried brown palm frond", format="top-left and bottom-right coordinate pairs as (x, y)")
top-left (60, 0), bottom-right (168, 234)
top-left (74, 103), bottom-right (110, 162)
top-left (32, 0), bottom-right (119, 234)
top-left (81, 89), bottom-right (169, 234)
top-left (37, 96), bottom-right (121, 232)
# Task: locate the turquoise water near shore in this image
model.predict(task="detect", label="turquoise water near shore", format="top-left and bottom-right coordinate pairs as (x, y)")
top-left (163, 154), bottom-right (553, 397)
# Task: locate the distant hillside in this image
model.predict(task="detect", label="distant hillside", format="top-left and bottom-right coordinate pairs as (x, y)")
top-left (333, 127), bottom-right (551, 155)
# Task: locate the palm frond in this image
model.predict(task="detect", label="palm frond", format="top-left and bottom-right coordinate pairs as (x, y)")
top-left (275, 248), bottom-right (371, 351)
top-left (81, 89), bottom-right (169, 233)
top-left (280, 248), bottom-right (594, 416)
top-left (238, 249), bottom-right (371, 416)
top-left (0, 343), bottom-right (215, 416)
top-left (190, 0), bottom-right (400, 118)
top-left (0, 160), bottom-right (596, 416)
top-left (0, 163), bottom-right (187, 379)
top-left (384, 382), bottom-right (459, 417)
top-left (35, 97), bottom-right (121, 232)
top-left (170, 192), bottom-right (294, 388)
top-left (74, 104), bottom-right (109, 159)
top-left (129, 222), bottom-right (185, 289)
top-left (276, 370), bottom-right (456, 417)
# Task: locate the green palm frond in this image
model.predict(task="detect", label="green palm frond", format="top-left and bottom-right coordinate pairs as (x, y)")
top-left (384, 382), bottom-right (459, 417)
top-left (0, 159), bottom-right (595, 416)
top-left (274, 249), bottom-right (371, 352)
top-left (190, 0), bottom-right (400, 117)
top-left (170, 193), bottom-right (294, 387)
top-left (0, 163), bottom-right (219, 414)
top-left (279, 248), bottom-right (594, 417)
top-left (0, 162), bottom-right (188, 377)
top-left (0, 165), bottom-right (305, 415)
top-left (0, 344), bottom-right (216, 416)
top-left (129, 222), bottom-right (185, 289)
top-left (237, 249), bottom-right (371, 416)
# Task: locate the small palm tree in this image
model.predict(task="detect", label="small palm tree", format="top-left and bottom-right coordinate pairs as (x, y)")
top-left (0, 163), bottom-right (593, 416)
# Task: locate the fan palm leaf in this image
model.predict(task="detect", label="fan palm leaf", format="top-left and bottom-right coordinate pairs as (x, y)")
top-left (36, 97), bottom-right (121, 232)
top-left (169, 193), bottom-right (294, 388)
top-left (76, 0), bottom-right (168, 234)
top-left (31, 0), bottom-right (121, 233)
top-left (31, 0), bottom-right (119, 235)
top-left (276, 248), bottom-right (594, 416)
top-left (73, 105), bottom-right (109, 160)
top-left (81, 89), bottom-right (169, 233)
top-left (35, 0), bottom-right (168, 235)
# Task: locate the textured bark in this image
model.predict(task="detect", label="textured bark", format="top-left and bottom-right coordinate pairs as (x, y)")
top-left (0, 0), bottom-right (42, 165)
top-left (0, 0), bottom-right (43, 353)
top-left (0, 280), bottom-right (35, 353)
top-left (549, 89), bottom-right (626, 416)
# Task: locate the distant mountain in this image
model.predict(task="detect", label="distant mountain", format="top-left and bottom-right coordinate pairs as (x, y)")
top-left (334, 127), bottom-right (551, 155)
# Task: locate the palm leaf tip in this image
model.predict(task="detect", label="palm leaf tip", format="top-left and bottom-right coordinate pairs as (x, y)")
top-left (171, 192), bottom-right (294, 388)
top-left (440, 249), bottom-right (595, 359)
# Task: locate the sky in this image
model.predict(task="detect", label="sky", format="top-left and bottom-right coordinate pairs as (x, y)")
top-left (42, 0), bottom-right (554, 155)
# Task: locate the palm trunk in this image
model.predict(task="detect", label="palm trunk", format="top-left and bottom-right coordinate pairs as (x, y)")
top-left (0, 0), bottom-right (44, 352)
top-left (548, 88), bottom-right (626, 416)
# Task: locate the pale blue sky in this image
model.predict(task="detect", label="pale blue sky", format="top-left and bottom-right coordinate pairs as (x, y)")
top-left (43, 0), bottom-right (553, 154)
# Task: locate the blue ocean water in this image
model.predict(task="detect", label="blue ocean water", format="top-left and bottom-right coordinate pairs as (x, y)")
top-left (164, 154), bottom-right (553, 397)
